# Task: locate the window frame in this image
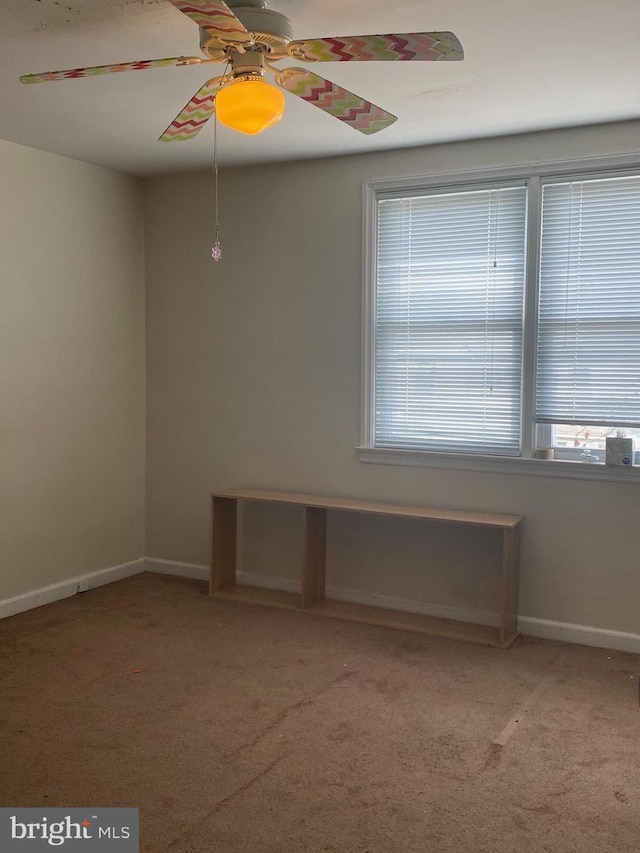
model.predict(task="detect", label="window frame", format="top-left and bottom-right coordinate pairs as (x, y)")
top-left (360, 153), bottom-right (640, 482)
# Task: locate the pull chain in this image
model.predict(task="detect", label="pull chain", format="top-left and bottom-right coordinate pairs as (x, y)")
top-left (211, 109), bottom-right (222, 262)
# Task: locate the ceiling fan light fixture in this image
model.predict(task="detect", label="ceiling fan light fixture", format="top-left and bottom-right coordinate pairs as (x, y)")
top-left (215, 76), bottom-right (285, 135)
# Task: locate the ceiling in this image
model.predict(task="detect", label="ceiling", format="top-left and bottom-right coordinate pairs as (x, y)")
top-left (1, 0), bottom-right (639, 176)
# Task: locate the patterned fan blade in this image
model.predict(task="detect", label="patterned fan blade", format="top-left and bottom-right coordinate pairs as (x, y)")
top-left (19, 56), bottom-right (204, 84)
top-left (169, 0), bottom-right (253, 47)
top-left (159, 76), bottom-right (224, 141)
top-left (288, 32), bottom-right (463, 63)
top-left (276, 68), bottom-right (396, 135)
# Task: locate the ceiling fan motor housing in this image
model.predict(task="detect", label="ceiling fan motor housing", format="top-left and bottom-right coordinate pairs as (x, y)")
top-left (199, 5), bottom-right (293, 60)
top-left (228, 50), bottom-right (266, 79)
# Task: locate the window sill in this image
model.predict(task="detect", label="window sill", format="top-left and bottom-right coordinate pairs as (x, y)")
top-left (357, 446), bottom-right (640, 483)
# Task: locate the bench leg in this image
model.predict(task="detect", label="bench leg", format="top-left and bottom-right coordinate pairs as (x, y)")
top-left (210, 496), bottom-right (238, 594)
top-left (499, 525), bottom-right (521, 647)
top-left (302, 507), bottom-right (327, 608)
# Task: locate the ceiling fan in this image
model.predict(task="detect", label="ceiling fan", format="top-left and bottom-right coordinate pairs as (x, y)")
top-left (20, 0), bottom-right (464, 139)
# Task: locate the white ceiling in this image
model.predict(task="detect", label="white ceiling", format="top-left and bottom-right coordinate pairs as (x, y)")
top-left (2, 0), bottom-right (639, 176)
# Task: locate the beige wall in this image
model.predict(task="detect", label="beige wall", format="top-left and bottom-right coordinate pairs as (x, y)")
top-left (144, 120), bottom-right (640, 634)
top-left (0, 140), bottom-right (145, 600)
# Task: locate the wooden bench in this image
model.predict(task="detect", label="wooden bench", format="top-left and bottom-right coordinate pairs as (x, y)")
top-left (210, 488), bottom-right (524, 648)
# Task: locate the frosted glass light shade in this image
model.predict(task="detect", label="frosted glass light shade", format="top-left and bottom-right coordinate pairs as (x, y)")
top-left (215, 78), bottom-right (285, 135)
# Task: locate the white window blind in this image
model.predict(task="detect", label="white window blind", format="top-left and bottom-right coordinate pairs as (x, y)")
top-left (374, 185), bottom-right (528, 455)
top-left (537, 175), bottom-right (640, 426)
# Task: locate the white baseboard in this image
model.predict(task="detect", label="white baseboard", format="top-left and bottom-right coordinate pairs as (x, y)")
top-left (145, 557), bottom-right (209, 582)
top-left (144, 560), bottom-right (640, 653)
top-left (0, 558), bottom-right (145, 621)
top-left (6, 558), bottom-right (640, 655)
top-left (144, 563), bottom-right (498, 627)
top-left (237, 569), bottom-right (300, 594)
top-left (518, 616), bottom-right (640, 655)
top-left (324, 583), bottom-right (501, 628)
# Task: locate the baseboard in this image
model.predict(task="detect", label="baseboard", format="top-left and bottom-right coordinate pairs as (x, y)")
top-left (8, 558), bottom-right (638, 655)
top-left (145, 560), bottom-right (640, 654)
top-left (237, 569), bottom-right (301, 595)
top-left (144, 563), bottom-right (499, 626)
top-left (145, 558), bottom-right (209, 582)
top-left (242, 572), bottom-right (501, 628)
top-left (323, 583), bottom-right (501, 628)
top-left (0, 558), bottom-right (145, 621)
top-left (145, 563), bottom-right (498, 625)
top-left (518, 616), bottom-right (640, 655)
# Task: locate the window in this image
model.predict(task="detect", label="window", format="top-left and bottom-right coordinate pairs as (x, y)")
top-left (537, 175), bottom-right (640, 462)
top-left (373, 183), bottom-right (527, 455)
top-left (362, 163), bottom-right (640, 472)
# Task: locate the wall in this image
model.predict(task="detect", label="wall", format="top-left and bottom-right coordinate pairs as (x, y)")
top-left (0, 140), bottom-right (145, 602)
top-left (144, 120), bottom-right (640, 640)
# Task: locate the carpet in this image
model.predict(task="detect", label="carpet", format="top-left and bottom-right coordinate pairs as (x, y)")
top-left (0, 573), bottom-right (638, 852)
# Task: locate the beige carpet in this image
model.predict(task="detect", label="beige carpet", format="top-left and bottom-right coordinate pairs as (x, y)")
top-left (0, 573), bottom-right (639, 852)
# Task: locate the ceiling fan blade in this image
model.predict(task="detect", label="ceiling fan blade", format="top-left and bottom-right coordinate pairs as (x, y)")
top-left (288, 32), bottom-right (463, 63)
top-left (276, 68), bottom-right (396, 135)
top-left (19, 56), bottom-right (205, 84)
top-left (159, 76), bottom-right (225, 141)
top-left (169, 0), bottom-right (253, 47)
